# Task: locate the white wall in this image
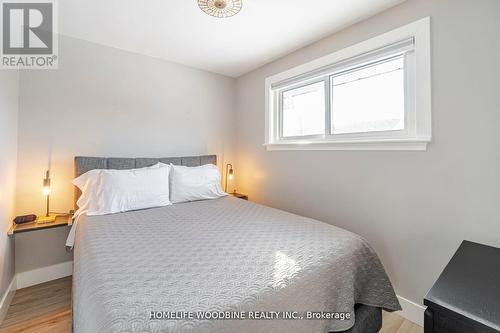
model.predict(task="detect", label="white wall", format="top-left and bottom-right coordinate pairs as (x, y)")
top-left (0, 70), bottom-right (19, 309)
top-left (235, 0), bottom-right (500, 307)
top-left (15, 35), bottom-right (236, 274)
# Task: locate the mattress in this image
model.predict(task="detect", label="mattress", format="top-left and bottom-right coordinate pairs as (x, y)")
top-left (73, 196), bottom-right (400, 333)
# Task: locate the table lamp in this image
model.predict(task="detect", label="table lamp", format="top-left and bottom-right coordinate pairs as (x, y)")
top-left (225, 164), bottom-right (234, 193)
top-left (37, 170), bottom-right (57, 224)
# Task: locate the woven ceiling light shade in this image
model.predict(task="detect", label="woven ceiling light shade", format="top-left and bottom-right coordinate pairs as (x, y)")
top-left (198, 0), bottom-right (243, 18)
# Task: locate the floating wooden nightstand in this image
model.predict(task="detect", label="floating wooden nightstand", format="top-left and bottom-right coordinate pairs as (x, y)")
top-left (7, 215), bottom-right (73, 236)
top-left (229, 192), bottom-right (248, 200)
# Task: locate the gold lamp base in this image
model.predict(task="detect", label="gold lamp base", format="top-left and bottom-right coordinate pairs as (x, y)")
top-left (36, 214), bottom-right (57, 224)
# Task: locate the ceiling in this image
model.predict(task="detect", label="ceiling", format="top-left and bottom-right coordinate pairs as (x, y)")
top-left (59, 0), bottom-right (406, 77)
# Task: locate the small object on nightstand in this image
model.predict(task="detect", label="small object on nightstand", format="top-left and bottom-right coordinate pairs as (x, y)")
top-left (424, 240), bottom-right (500, 333)
top-left (14, 214), bottom-right (37, 224)
top-left (229, 192), bottom-right (248, 200)
top-left (37, 214), bottom-right (57, 224)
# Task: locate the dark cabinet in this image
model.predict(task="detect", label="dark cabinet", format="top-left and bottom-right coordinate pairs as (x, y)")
top-left (424, 241), bottom-right (500, 333)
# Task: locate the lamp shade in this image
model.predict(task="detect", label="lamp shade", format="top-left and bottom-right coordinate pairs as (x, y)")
top-left (225, 163), bottom-right (234, 192)
top-left (43, 185), bottom-right (51, 196)
top-left (43, 171), bottom-right (51, 196)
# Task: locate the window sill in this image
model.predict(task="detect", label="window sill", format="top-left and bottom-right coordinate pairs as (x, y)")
top-left (264, 138), bottom-right (430, 151)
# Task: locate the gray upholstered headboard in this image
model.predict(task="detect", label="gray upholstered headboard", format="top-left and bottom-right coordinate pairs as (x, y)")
top-left (74, 155), bottom-right (217, 207)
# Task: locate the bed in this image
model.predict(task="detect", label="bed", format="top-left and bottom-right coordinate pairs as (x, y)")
top-left (72, 155), bottom-right (401, 333)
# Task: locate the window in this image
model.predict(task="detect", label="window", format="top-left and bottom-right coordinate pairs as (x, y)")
top-left (282, 81), bottom-right (325, 137)
top-left (331, 56), bottom-right (404, 135)
top-left (265, 17), bottom-right (431, 151)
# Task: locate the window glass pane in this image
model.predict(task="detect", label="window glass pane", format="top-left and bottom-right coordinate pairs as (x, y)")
top-left (282, 81), bottom-right (325, 137)
top-left (331, 56), bottom-right (405, 135)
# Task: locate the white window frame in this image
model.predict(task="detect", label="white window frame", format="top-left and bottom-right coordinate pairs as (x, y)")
top-left (264, 17), bottom-right (431, 151)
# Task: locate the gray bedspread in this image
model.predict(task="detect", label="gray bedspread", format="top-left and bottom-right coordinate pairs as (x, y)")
top-left (73, 197), bottom-right (400, 333)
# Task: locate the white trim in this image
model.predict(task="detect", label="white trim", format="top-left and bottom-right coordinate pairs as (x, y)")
top-left (264, 17), bottom-right (432, 151)
top-left (0, 276), bottom-right (16, 324)
top-left (16, 261), bottom-right (73, 289)
top-left (264, 138), bottom-right (429, 151)
top-left (395, 294), bottom-right (426, 327)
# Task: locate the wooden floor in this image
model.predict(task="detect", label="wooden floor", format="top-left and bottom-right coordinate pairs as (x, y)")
top-left (381, 311), bottom-right (423, 333)
top-left (0, 276), bottom-right (422, 333)
top-left (0, 277), bottom-right (71, 333)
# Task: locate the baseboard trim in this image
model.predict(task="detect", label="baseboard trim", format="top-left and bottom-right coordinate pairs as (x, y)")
top-left (0, 276), bottom-right (17, 324)
top-left (16, 261), bottom-right (73, 290)
top-left (396, 294), bottom-right (426, 327)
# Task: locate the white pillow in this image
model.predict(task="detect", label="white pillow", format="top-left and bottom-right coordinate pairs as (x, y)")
top-left (73, 163), bottom-right (171, 216)
top-left (73, 169), bottom-right (102, 215)
top-left (170, 164), bottom-right (227, 203)
top-left (73, 163), bottom-right (163, 214)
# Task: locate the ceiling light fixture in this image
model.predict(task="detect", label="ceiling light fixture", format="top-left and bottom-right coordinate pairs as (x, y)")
top-left (198, 0), bottom-right (243, 18)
